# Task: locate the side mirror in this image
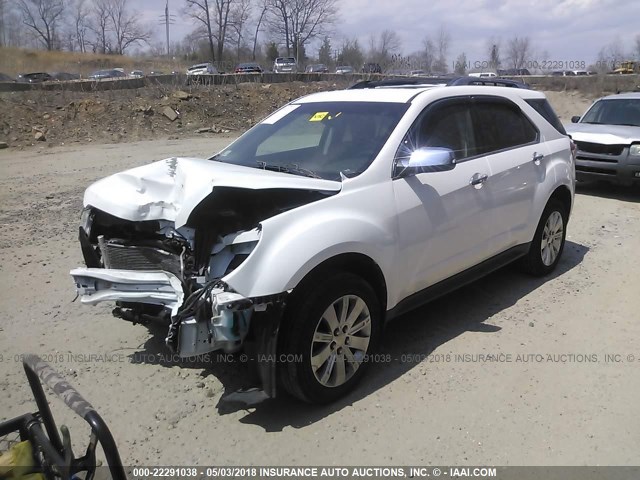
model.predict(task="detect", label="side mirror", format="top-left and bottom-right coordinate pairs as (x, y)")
top-left (571, 116), bottom-right (581, 123)
top-left (394, 147), bottom-right (456, 178)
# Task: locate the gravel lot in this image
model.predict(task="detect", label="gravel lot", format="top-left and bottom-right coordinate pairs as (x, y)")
top-left (1, 136), bottom-right (639, 467)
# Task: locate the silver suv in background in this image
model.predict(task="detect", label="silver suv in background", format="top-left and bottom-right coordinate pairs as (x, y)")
top-left (186, 63), bottom-right (218, 75)
top-left (273, 57), bottom-right (297, 73)
top-left (565, 92), bottom-right (640, 185)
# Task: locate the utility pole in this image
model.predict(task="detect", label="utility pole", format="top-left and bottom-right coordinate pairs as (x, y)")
top-left (165, 0), bottom-right (170, 55)
top-left (159, 0), bottom-right (175, 56)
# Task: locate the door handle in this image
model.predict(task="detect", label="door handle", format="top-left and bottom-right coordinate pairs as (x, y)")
top-left (533, 152), bottom-right (544, 165)
top-left (470, 173), bottom-right (488, 186)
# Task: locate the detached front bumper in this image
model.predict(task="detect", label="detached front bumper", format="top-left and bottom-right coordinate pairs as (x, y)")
top-left (71, 268), bottom-right (184, 312)
top-left (70, 267), bottom-right (285, 402)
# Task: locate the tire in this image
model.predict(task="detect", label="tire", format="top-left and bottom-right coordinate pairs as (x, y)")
top-left (520, 199), bottom-right (568, 276)
top-left (279, 272), bottom-right (382, 403)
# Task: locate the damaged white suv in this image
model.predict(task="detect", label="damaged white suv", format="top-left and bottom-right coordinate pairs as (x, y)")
top-left (71, 83), bottom-right (575, 403)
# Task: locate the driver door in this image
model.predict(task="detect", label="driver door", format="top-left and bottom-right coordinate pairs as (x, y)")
top-left (392, 97), bottom-right (493, 301)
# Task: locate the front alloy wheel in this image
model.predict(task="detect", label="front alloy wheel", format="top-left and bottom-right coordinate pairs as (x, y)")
top-left (280, 272), bottom-right (381, 403)
top-left (311, 295), bottom-right (372, 388)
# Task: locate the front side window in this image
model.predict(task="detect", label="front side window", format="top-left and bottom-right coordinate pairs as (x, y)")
top-left (213, 102), bottom-right (408, 181)
top-left (395, 99), bottom-right (477, 166)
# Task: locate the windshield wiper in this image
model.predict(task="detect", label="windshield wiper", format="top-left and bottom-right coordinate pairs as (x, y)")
top-left (256, 161), bottom-right (322, 179)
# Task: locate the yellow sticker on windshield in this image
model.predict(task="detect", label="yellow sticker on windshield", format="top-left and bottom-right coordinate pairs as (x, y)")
top-left (309, 112), bottom-right (329, 122)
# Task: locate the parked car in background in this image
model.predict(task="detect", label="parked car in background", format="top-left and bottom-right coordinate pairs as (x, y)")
top-left (565, 92), bottom-right (640, 185)
top-left (335, 65), bottom-right (354, 74)
top-left (235, 62), bottom-right (263, 74)
top-left (0, 73), bottom-right (15, 82)
top-left (551, 70), bottom-right (575, 76)
top-left (186, 63), bottom-right (218, 75)
top-left (71, 81), bottom-right (574, 404)
top-left (50, 72), bottom-right (80, 81)
top-left (273, 57), bottom-right (297, 73)
top-left (305, 64), bottom-right (329, 73)
top-left (409, 69), bottom-right (426, 76)
top-left (16, 72), bottom-right (52, 83)
top-left (129, 70), bottom-right (145, 78)
top-left (362, 63), bottom-right (382, 73)
top-left (469, 72), bottom-right (497, 78)
top-left (497, 68), bottom-right (531, 76)
top-left (88, 69), bottom-right (127, 80)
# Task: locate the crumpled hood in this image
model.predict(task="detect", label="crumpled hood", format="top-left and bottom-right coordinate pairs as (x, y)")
top-left (84, 157), bottom-right (342, 227)
top-left (565, 123), bottom-right (640, 145)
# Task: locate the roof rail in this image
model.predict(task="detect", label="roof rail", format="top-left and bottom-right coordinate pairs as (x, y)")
top-left (349, 76), bottom-right (530, 90)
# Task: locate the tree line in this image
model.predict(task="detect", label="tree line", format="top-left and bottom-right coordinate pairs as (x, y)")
top-left (1, 0), bottom-right (638, 74)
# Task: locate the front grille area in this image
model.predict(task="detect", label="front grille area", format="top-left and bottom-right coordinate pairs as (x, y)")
top-left (576, 154), bottom-right (618, 163)
top-left (575, 141), bottom-right (625, 156)
top-left (101, 242), bottom-right (182, 278)
top-left (576, 165), bottom-right (616, 176)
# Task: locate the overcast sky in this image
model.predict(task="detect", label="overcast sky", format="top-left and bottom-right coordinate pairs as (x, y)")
top-left (138, 0), bottom-right (639, 67)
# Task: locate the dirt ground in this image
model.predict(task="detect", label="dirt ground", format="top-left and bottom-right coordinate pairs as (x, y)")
top-left (0, 82), bottom-right (595, 151)
top-left (0, 81), bottom-right (350, 149)
top-left (1, 94), bottom-right (640, 467)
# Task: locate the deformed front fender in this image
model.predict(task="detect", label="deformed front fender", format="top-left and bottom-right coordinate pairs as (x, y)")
top-left (222, 183), bottom-right (398, 302)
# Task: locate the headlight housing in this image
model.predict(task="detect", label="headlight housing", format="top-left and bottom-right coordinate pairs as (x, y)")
top-left (630, 144), bottom-right (640, 156)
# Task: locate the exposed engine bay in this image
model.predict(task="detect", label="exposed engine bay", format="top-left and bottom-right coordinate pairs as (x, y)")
top-left (72, 186), bottom-right (333, 358)
top-left (69, 156), bottom-right (342, 400)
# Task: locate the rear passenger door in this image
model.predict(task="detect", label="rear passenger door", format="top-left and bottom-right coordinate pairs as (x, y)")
top-left (471, 97), bottom-right (543, 254)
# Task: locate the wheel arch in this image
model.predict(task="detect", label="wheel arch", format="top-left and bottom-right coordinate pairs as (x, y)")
top-left (289, 252), bottom-right (388, 315)
top-left (548, 184), bottom-right (572, 215)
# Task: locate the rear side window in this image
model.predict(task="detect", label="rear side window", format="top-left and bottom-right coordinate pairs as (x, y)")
top-left (525, 98), bottom-right (567, 135)
top-left (473, 101), bottom-right (539, 154)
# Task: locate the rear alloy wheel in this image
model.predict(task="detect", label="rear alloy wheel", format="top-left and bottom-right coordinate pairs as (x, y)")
top-left (520, 199), bottom-right (568, 276)
top-left (280, 272), bottom-right (381, 403)
top-left (540, 210), bottom-right (564, 266)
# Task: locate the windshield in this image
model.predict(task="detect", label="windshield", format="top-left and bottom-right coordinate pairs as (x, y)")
top-left (211, 102), bottom-right (408, 181)
top-left (581, 99), bottom-right (640, 127)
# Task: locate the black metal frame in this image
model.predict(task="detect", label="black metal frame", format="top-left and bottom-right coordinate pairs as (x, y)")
top-left (0, 354), bottom-right (127, 480)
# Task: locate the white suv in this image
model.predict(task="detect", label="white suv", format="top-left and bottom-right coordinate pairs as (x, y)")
top-left (273, 57), bottom-right (297, 73)
top-left (71, 83), bottom-right (575, 404)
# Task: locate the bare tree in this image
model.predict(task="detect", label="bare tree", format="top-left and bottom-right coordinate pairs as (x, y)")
top-left (67, 0), bottom-right (89, 52)
top-left (251, 0), bottom-right (268, 60)
top-left (228, 0), bottom-right (251, 60)
top-left (368, 29), bottom-right (401, 66)
top-left (636, 34), bottom-right (640, 60)
top-left (454, 52), bottom-right (467, 75)
top-left (505, 35), bottom-right (531, 70)
top-left (184, 0), bottom-right (217, 62)
top-left (17, 0), bottom-right (65, 50)
top-left (420, 37), bottom-right (435, 74)
top-left (211, 0), bottom-right (233, 61)
top-left (90, 0), bottom-right (110, 53)
top-left (107, 0), bottom-right (152, 54)
top-left (485, 37), bottom-right (501, 71)
top-left (0, 0), bottom-right (7, 46)
top-left (337, 37), bottom-right (363, 68)
top-left (267, 0), bottom-right (338, 58)
top-left (432, 25), bottom-right (449, 74)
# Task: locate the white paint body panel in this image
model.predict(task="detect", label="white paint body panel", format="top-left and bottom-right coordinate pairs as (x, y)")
top-left (83, 157), bottom-right (341, 228)
top-left (77, 85), bottom-right (575, 312)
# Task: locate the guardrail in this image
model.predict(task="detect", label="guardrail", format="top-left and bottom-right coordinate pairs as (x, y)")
top-left (0, 73), bottom-right (637, 94)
